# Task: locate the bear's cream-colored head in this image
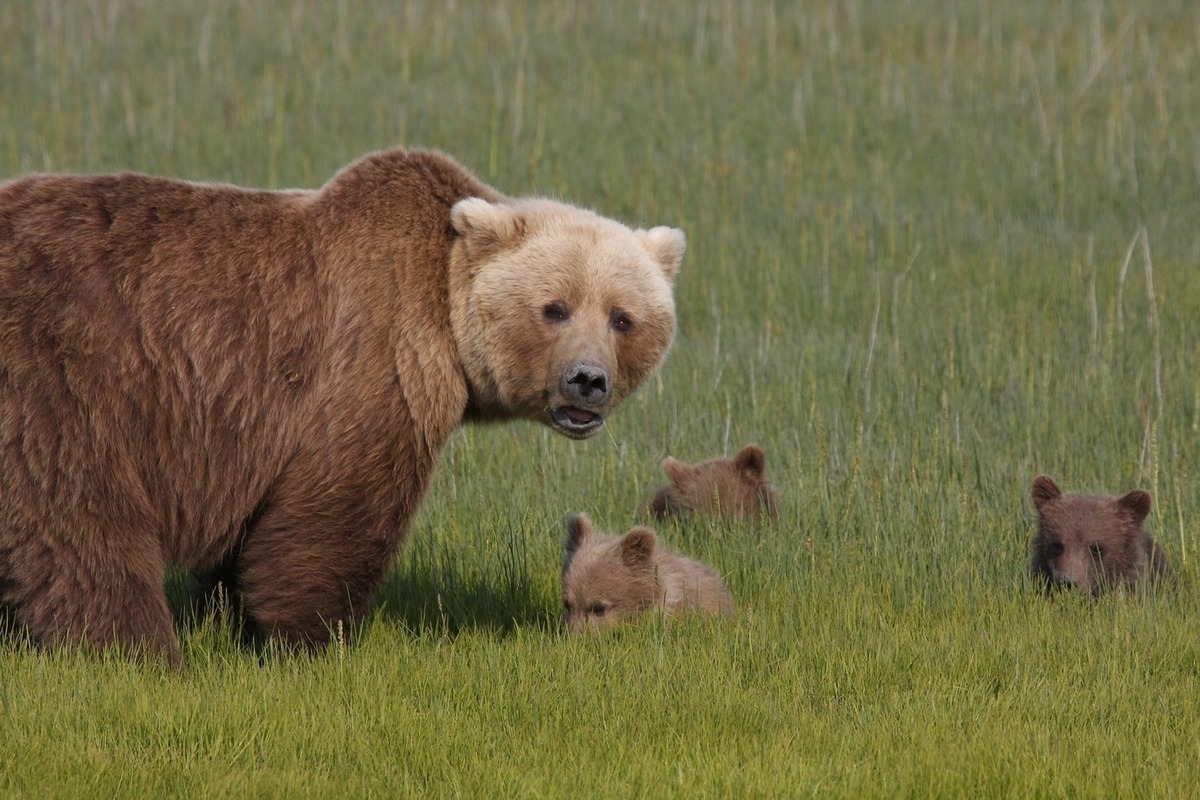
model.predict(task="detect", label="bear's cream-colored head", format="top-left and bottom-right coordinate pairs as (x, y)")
top-left (449, 197), bottom-right (683, 439)
top-left (561, 513), bottom-right (661, 634)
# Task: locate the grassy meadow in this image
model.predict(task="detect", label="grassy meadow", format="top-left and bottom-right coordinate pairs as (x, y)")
top-left (3, 0), bottom-right (1200, 796)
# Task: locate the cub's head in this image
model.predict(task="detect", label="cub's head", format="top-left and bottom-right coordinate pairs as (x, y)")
top-left (1029, 475), bottom-right (1154, 594)
top-left (651, 444), bottom-right (779, 522)
top-left (561, 513), bottom-right (661, 634)
top-left (449, 197), bottom-right (683, 439)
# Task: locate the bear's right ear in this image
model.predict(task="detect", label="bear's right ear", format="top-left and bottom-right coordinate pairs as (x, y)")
top-left (637, 226), bottom-right (686, 283)
top-left (1117, 489), bottom-right (1152, 524)
top-left (1031, 475), bottom-right (1061, 511)
top-left (565, 513), bottom-right (594, 553)
top-left (620, 527), bottom-right (658, 566)
top-left (451, 198), bottom-right (525, 260)
top-left (662, 456), bottom-right (690, 488)
top-left (733, 444), bottom-right (767, 480)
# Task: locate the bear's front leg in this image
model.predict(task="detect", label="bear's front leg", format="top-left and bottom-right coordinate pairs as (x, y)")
top-left (234, 474), bottom-right (408, 652)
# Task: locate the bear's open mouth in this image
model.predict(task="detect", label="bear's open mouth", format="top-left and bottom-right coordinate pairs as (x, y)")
top-left (551, 406), bottom-right (605, 438)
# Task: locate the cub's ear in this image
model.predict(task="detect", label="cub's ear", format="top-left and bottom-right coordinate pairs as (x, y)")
top-left (637, 226), bottom-right (686, 283)
top-left (1118, 489), bottom-right (1152, 524)
top-left (649, 486), bottom-right (678, 520)
top-left (733, 444), bottom-right (767, 480)
top-left (451, 198), bottom-right (525, 259)
top-left (565, 513), bottom-right (595, 553)
top-left (661, 456), bottom-right (690, 487)
top-left (1031, 475), bottom-right (1061, 511)
top-left (620, 527), bottom-right (658, 566)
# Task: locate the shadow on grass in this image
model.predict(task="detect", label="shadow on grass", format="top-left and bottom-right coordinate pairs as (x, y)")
top-left (160, 556), bottom-right (555, 654)
top-left (376, 561), bottom-right (556, 639)
top-left (1, 529), bottom-right (555, 660)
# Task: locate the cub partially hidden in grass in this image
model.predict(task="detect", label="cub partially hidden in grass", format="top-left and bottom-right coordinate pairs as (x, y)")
top-left (1030, 475), bottom-right (1171, 594)
top-left (561, 514), bottom-right (733, 634)
top-left (649, 443), bottom-right (779, 523)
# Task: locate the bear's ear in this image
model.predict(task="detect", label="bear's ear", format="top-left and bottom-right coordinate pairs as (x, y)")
top-left (451, 198), bottom-right (525, 259)
top-left (649, 486), bottom-right (678, 519)
top-left (1031, 475), bottom-right (1061, 511)
top-left (637, 226), bottom-right (686, 283)
top-left (620, 527), bottom-right (658, 566)
top-left (1118, 489), bottom-right (1152, 524)
top-left (662, 456), bottom-right (690, 487)
top-left (733, 444), bottom-right (766, 480)
top-left (565, 513), bottom-right (595, 553)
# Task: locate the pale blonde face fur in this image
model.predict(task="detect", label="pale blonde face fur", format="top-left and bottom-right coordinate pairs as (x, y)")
top-left (449, 198), bottom-right (683, 439)
top-left (561, 514), bottom-right (733, 634)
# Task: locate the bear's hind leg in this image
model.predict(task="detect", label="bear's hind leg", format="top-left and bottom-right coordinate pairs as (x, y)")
top-left (9, 536), bottom-right (180, 664)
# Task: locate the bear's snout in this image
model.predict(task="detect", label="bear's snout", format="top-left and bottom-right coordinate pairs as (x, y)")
top-left (548, 362), bottom-right (611, 438)
top-left (563, 362), bottom-right (610, 407)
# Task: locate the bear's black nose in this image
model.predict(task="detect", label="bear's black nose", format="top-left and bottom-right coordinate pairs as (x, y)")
top-left (564, 363), bottom-right (609, 405)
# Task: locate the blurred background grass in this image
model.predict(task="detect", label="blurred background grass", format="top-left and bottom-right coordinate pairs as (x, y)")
top-left (2, 1), bottom-right (1199, 797)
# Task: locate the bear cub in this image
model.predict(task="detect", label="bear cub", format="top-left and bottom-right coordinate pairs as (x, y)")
top-left (1030, 474), bottom-right (1170, 594)
top-left (650, 443), bottom-right (779, 523)
top-left (561, 513), bottom-right (733, 634)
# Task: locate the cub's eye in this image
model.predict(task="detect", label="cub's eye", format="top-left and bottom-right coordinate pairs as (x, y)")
top-left (1089, 543), bottom-right (1105, 559)
top-left (609, 309), bottom-right (633, 333)
top-left (590, 603), bottom-right (609, 617)
top-left (563, 600), bottom-right (572, 612)
top-left (543, 302), bottom-right (570, 322)
top-left (1047, 539), bottom-right (1064, 558)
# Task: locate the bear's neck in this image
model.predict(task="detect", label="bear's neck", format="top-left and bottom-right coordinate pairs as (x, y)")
top-left (313, 220), bottom-right (470, 491)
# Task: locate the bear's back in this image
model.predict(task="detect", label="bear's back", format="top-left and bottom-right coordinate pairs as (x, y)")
top-left (656, 550), bottom-right (733, 615)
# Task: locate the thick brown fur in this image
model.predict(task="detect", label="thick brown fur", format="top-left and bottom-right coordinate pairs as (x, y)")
top-left (649, 444), bottom-right (779, 523)
top-left (1029, 475), bottom-right (1170, 594)
top-left (0, 148), bottom-right (684, 662)
top-left (561, 513), bottom-right (732, 634)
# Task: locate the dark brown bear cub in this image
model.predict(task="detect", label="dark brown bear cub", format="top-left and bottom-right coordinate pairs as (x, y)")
top-left (649, 443), bottom-right (779, 523)
top-left (1029, 475), bottom-right (1170, 594)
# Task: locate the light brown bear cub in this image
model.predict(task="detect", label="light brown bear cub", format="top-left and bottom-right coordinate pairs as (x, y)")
top-left (1030, 475), bottom-right (1170, 594)
top-left (561, 513), bottom-right (733, 634)
top-left (650, 443), bottom-right (779, 522)
top-left (0, 148), bottom-right (684, 663)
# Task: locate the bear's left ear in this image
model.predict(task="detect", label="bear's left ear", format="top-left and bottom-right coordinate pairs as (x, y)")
top-left (1031, 475), bottom-right (1061, 511)
top-left (662, 456), bottom-right (691, 488)
top-left (620, 527), bottom-right (658, 567)
top-left (451, 198), bottom-right (525, 260)
top-left (733, 444), bottom-right (766, 480)
top-left (637, 227), bottom-right (686, 283)
top-left (1118, 489), bottom-right (1152, 524)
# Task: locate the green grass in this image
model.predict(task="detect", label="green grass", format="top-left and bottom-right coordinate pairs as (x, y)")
top-left (3, 0), bottom-right (1200, 796)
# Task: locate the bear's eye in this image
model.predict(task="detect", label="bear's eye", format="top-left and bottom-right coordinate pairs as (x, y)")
top-left (609, 309), bottom-right (633, 333)
top-left (543, 302), bottom-right (571, 323)
top-left (563, 600), bottom-right (572, 612)
top-left (1047, 539), bottom-right (1064, 558)
top-left (589, 603), bottom-right (610, 617)
top-left (1089, 542), bottom-right (1105, 560)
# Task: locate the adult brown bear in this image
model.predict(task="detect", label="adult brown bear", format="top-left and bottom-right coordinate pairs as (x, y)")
top-left (0, 149), bottom-right (684, 663)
